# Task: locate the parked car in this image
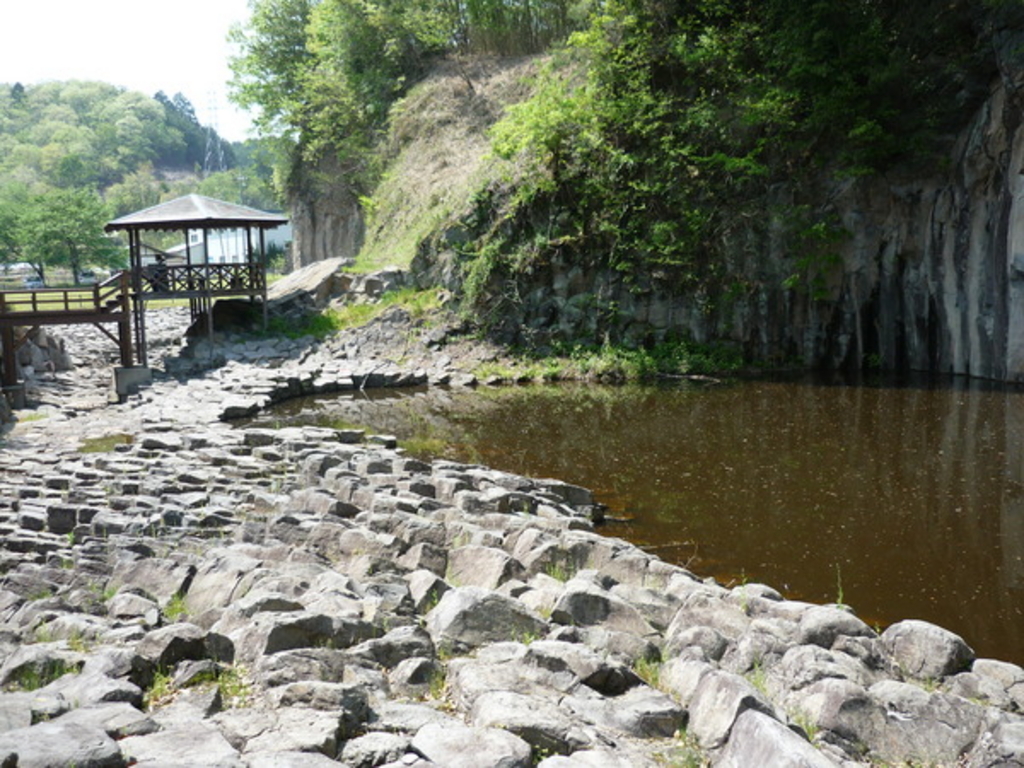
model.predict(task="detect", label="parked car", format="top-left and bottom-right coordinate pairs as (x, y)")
top-left (22, 276), bottom-right (44, 289)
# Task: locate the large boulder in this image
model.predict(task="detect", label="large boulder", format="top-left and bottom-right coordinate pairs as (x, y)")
top-left (338, 731), bottom-right (411, 768)
top-left (470, 690), bottom-right (591, 754)
top-left (687, 670), bottom-right (776, 749)
top-left (966, 718), bottom-right (1024, 766)
top-left (561, 685), bottom-right (686, 738)
top-left (550, 578), bottom-right (657, 638)
top-left (797, 605), bottom-right (875, 648)
top-left (716, 709), bottom-right (835, 768)
top-left (859, 680), bottom-right (988, 765)
top-left (267, 256), bottom-right (349, 312)
top-left (230, 611), bottom-right (336, 664)
top-left (348, 624), bottom-right (435, 670)
top-left (136, 623), bottom-right (233, 676)
top-left (119, 722), bottom-right (241, 766)
top-left (880, 619), bottom-right (975, 681)
top-left (426, 587), bottom-right (547, 654)
top-left (410, 721), bottom-right (533, 768)
top-left (447, 545), bottom-right (525, 590)
top-left (0, 720), bottom-right (125, 768)
top-left (109, 558), bottom-right (196, 609)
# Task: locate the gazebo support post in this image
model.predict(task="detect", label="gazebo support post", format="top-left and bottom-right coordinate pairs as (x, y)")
top-left (129, 229), bottom-right (149, 368)
top-left (259, 229), bottom-right (268, 331)
top-left (1, 325), bottom-right (17, 388)
top-left (203, 227), bottom-right (214, 340)
top-left (117, 270), bottom-right (133, 367)
top-left (1, 322), bottom-right (25, 408)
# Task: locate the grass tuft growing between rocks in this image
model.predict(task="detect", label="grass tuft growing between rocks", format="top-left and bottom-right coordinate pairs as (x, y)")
top-left (78, 433), bottom-right (134, 453)
top-left (145, 668), bottom-right (175, 710)
top-left (427, 667), bottom-right (447, 702)
top-left (421, 587), bottom-right (443, 614)
top-left (214, 665), bottom-right (253, 708)
top-left (633, 655), bottom-right (663, 690)
top-left (516, 629), bottom-right (542, 646)
top-left (144, 664), bottom-right (253, 711)
top-left (745, 657), bottom-right (769, 697)
top-left (267, 308), bottom-right (349, 340)
top-left (163, 593), bottom-right (189, 622)
top-left (7, 659), bottom-right (76, 692)
top-left (788, 708), bottom-right (820, 743)
top-left (542, 558), bottom-right (578, 583)
top-left (88, 581), bottom-right (119, 604)
top-left (32, 624), bottom-right (56, 644)
top-left (66, 630), bottom-right (92, 653)
top-left (653, 730), bottom-right (709, 767)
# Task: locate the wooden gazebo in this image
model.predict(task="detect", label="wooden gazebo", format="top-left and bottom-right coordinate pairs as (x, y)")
top-left (105, 194), bottom-right (288, 366)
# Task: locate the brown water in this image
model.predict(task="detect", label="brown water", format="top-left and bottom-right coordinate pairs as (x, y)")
top-left (250, 376), bottom-right (1024, 665)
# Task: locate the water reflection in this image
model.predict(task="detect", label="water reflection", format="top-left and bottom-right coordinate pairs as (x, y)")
top-left (247, 376), bottom-right (1024, 665)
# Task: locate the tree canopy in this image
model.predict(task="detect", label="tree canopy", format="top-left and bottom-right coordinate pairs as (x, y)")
top-left (229, 0), bottom-right (591, 188)
top-left (227, 0), bottom-right (1018, 312)
top-left (0, 186), bottom-right (121, 284)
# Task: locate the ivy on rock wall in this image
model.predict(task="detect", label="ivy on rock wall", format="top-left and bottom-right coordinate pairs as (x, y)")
top-left (453, 0), bottom-right (1003, 318)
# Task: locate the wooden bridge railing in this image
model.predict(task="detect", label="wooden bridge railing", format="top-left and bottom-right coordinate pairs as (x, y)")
top-left (0, 272), bottom-right (129, 318)
top-left (0, 272), bottom-right (132, 390)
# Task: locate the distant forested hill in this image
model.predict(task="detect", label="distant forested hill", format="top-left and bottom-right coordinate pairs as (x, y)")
top-left (0, 82), bottom-right (231, 185)
top-left (0, 80), bottom-right (280, 283)
top-left (0, 81), bottom-right (278, 216)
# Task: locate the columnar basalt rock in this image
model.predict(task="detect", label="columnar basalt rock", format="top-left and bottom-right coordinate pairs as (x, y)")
top-left (1, 406), bottom-right (1023, 766)
top-left (0, 312), bottom-right (1022, 765)
top-left (408, 31), bottom-right (1024, 381)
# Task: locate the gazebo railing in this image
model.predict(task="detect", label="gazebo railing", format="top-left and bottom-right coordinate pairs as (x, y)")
top-left (140, 264), bottom-right (266, 295)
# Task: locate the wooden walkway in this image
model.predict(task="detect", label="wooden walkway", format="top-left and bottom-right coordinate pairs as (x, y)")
top-left (0, 273), bottom-right (132, 389)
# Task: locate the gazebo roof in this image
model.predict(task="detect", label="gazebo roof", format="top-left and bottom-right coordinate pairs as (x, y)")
top-left (105, 194), bottom-right (288, 232)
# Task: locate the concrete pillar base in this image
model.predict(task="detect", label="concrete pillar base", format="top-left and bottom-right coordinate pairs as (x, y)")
top-left (111, 366), bottom-right (152, 402)
top-left (2, 384), bottom-right (26, 410)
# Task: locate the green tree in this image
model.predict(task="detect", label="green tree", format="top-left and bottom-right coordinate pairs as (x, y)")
top-left (197, 169), bottom-right (278, 210)
top-left (228, 0), bottom-right (588, 191)
top-left (104, 164), bottom-right (167, 218)
top-left (473, 0), bottom-right (998, 294)
top-left (0, 183), bottom-right (31, 270)
top-left (229, 0), bottom-right (318, 141)
top-left (20, 188), bottom-right (121, 284)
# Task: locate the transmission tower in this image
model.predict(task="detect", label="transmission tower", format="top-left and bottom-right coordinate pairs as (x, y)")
top-left (203, 92), bottom-right (226, 176)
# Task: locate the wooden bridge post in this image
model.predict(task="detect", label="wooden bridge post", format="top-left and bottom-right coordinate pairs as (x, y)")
top-left (1, 325), bottom-right (16, 389)
top-left (0, 291), bottom-right (15, 390)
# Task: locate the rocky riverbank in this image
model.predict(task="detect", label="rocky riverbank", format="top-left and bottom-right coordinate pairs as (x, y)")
top-left (0, 308), bottom-right (1023, 767)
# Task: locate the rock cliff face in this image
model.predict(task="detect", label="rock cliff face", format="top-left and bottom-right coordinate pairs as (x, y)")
top-left (288, 155), bottom-right (365, 272)
top-left (830, 38), bottom-right (1024, 381)
top-left (294, 34), bottom-right (1024, 380)
top-left (413, 53), bottom-right (1024, 378)
top-left (406, 32), bottom-right (1024, 381)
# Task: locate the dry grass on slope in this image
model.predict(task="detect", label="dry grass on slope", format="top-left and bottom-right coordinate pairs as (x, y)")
top-left (354, 55), bottom-right (544, 272)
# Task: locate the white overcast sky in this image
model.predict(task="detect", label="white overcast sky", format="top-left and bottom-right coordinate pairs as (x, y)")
top-left (0, 0), bottom-right (256, 142)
